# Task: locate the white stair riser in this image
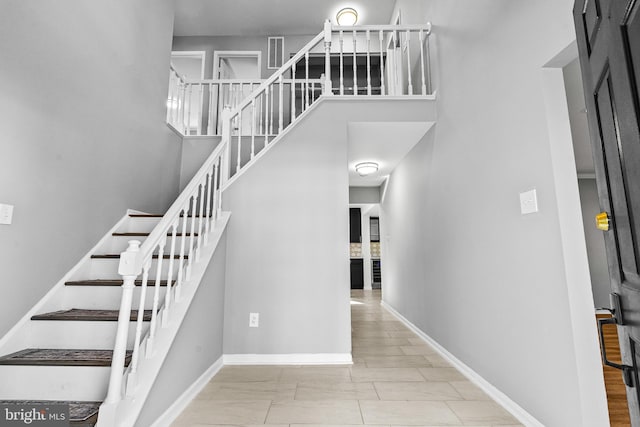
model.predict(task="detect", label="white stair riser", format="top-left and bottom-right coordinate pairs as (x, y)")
top-left (97, 235), bottom-right (196, 255)
top-left (0, 365), bottom-right (110, 401)
top-left (86, 258), bottom-right (184, 281)
top-left (60, 286), bottom-right (172, 311)
top-left (0, 321), bottom-right (150, 355)
top-left (115, 217), bottom-right (161, 233)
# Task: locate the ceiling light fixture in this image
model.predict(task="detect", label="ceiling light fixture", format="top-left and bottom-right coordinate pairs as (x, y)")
top-left (336, 7), bottom-right (358, 26)
top-left (355, 162), bottom-right (378, 176)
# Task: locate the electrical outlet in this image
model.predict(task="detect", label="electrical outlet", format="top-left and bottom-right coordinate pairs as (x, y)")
top-left (249, 312), bottom-right (259, 328)
top-left (0, 204), bottom-right (14, 225)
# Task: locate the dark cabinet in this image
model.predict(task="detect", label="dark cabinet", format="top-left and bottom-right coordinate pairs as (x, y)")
top-left (350, 259), bottom-right (364, 289)
top-left (349, 208), bottom-right (361, 243)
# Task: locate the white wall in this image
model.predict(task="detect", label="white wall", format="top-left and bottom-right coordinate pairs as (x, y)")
top-left (349, 186), bottom-right (381, 204)
top-left (578, 179), bottom-right (610, 308)
top-left (381, 0), bottom-right (608, 425)
top-left (0, 1), bottom-right (181, 338)
top-left (222, 101), bottom-right (352, 356)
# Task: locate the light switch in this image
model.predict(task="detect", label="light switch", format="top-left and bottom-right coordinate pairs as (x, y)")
top-left (520, 190), bottom-right (538, 215)
top-left (0, 204), bottom-right (14, 225)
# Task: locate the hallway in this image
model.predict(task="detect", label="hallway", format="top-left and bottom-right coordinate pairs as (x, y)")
top-left (171, 290), bottom-right (521, 426)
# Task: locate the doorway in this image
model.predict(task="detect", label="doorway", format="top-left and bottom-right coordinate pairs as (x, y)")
top-left (212, 51), bottom-right (262, 134)
top-left (542, 42), bottom-right (611, 426)
top-left (170, 51), bottom-right (206, 134)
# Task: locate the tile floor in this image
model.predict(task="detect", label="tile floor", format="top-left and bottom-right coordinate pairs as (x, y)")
top-left (171, 290), bottom-right (522, 427)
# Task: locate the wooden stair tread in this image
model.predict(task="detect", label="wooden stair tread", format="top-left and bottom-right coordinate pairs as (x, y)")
top-left (112, 232), bottom-right (198, 237)
top-left (0, 400), bottom-right (101, 425)
top-left (90, 254), bottom-right (187, 260)
top-left (0, 349), bottom-right (131, 367)
top-left (31, 309), bottom-right (152, 322)
top-left (65, 279), bottom-right (173, 287)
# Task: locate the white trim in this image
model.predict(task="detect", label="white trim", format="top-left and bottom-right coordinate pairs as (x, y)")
top-left (223, 353), bottom-right (353, 365)
top-left (541, 41), bottom-right (610, 427)
top-left (150, 356), bottom-right (224, 427)
top-left (171, 51), bottom-right (206, 79)
top-left (213, 51), bottom-right (262, 79)
top-left (381, 300), bottom-right (545, 427)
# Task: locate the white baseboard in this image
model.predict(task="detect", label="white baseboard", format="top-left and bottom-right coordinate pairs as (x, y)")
top-left (150, 356), bottom-right (224, 427)
top-left (380, 301), bottom-right (544, 427)
top-left (223, 353), bottom-right (353, 365)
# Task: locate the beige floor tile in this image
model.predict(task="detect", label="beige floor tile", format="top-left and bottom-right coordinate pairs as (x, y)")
top-left (171, 400), bottom-right (271, 425)
top-left (446, 401), bottom-right (519, 425)
top-left (265, 400), bottom-right (363, 424)
top-left (374, 381), bottom-right (464, 401)
top-left (212, 366), bottom-right (282, 382)
top-left (449, 381), bottom-right (491, 400)
top-left (400, 345), bottom-right (437, 355)
top-left (351, 367), bottom-right (426, 382)
top-left (424, 353), bottom-right (453, 367)
top-left (386, 330), bottom-right (420, 338)
top-left (295, 381), bottom-right (379, 400)
top-left (352, 330), bottom-right (391, 338)
top-left (419, 368), bottom-right (467, 382)
top-left (353, 337), bottom-right (413, 347)
top-left (408, 338), bottom-right (428, 346)
top-left (362, 355), bottom-right (433, 368)
top-left (359, 400), bottom-right (462, 425)
top-left (352, 346), bottom-right (406, 357)
top-left (279, 366), bottom-right (352, 383)
top-left (196, 381), bottom-right (296, 401)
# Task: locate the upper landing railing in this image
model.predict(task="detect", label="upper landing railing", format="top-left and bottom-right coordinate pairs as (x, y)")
top-left (167, 21), bottom-right (433, 137)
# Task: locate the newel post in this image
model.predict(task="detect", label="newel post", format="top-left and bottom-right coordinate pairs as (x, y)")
top-left (104, 240), bottom-right (141, 406)
top-left (323, 19), bottom-right (333, 95)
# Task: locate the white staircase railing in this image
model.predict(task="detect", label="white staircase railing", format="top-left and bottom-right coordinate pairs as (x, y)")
top-left (101, 20), bottom-right (433, 426)
top-left (167, 21), bottom-right (433, 138)
top-left (97, 112), bottom-right (232, 426)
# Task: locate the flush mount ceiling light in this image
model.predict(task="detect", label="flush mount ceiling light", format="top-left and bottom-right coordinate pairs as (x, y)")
top-left (355, 162), bottom-right (378, 176)
top-left (336, 7), bottom-right (358, 26)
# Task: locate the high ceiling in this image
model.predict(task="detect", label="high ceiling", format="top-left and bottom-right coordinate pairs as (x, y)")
top-left (173, 0), bottom-right (397, 37)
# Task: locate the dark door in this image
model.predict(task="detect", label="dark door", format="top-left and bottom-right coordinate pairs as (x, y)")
top-left (575, 0), bottom-right (640, 422)
top-left (349, 208), bottom-right (362, 243)
top-left (350, 259), bottom-right (364, 289)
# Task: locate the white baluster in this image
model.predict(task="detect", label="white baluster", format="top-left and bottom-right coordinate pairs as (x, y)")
top-left (186, 84), bottom-right (193, 135)
top-left (172, 206), bottom-right (187, 313)
top-left (406, 30), bottom-right (413, 95)
top-left (179, 82), bottom-right (186, 133)
top-left (237, 110), bottom-right (242, 172)
top-left (419, 30), bottom-right (427, 95)
top-left (278, 75), bottom-right (284, 133)
top-left (208, 84), bottom-right (214, 135)
top-left (251, 99), bottom-right (256, 158)
top-left (197, 84), bottom-right (204, 135)
top-left (340, 30), bottom-right (344, 95)
top-left (379, 31), bottom-right (386, 96)
top-left (126, 258), bottom-right (151, 396)
top-left (352, 30), bottom-right (358, 95)
top-left (366, 30), bottom-right (372, 95)
top-left (305, 52), bottom-right (310, 108)
top-left (147, 238), bottom-right (165, 353)
top-left (426, 27), bottom-right (432, 94)
top-left (265, 88), bottom-right (270, 142)
top-left (220, 107), bottom-right (231, 184)
top-left (213, 160), bottom-right (220, 222)
top-left (186, 195), bottom-right (197, 280)
top-left (204, 171), bottom-right (213, 242)
top-left (163, 223), bottom-right (177, 319)
top-left (291, 62), bottom-right (297, 121)
top-left (104, 240), bottom-right (141, 405)
top-left (196, 181), bottom-right (205, 261)
top-left (323, 20), bottom-right (333, 95)
top-left (167, 72), bottom-right (174, 123)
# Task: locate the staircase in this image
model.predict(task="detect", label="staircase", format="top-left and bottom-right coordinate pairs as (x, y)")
top-left (0, 21), bottom-right (433, 427)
